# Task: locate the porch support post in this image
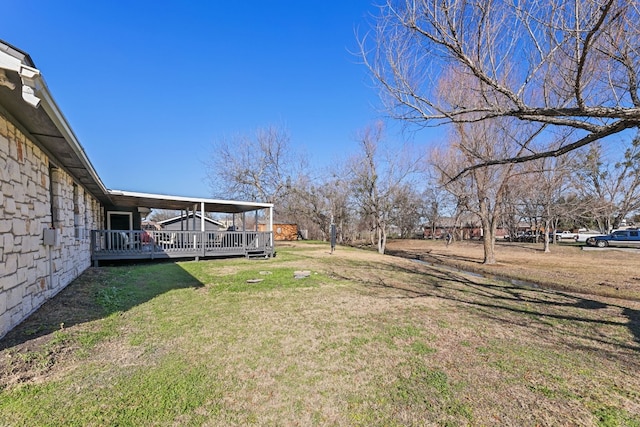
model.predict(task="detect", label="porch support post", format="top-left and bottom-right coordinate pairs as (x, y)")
top-left (200, 202), bottom-right (206, 258)
top-left (269, 206), bottom-right (273, 248)
top-left (242, 212), bottom-right (246, 251)
top-left (200, 202), bottom-right (205, 231)
top-left (193, 204), bottom-right (197, 231)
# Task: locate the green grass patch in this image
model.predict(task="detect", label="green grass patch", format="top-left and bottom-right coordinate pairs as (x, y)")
top-left (593, 406), bottom-right (640, 427)
top-left (95, 286), bottom-right (126, 312)
top-left (411, 340), bottom-right (437, 355)
top-left (1, 356), bottom-right (221, 426)
top-left (188, 266), bottom-right (325, 293)
top-left (2, 242), bottom-right (639, 425)
top-left (389, 359), bottom-right (473, 425)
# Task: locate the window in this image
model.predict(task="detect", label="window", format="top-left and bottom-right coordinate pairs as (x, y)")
top-left (73, 184), bottom-right (83, 239)
top-left (48, 164), bottom-right (59, 228)
top-left (84, 195), bottom-right (91, 236)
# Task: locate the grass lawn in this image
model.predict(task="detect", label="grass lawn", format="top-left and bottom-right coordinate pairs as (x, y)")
top-left (1, 241), bottom-right (640, 426)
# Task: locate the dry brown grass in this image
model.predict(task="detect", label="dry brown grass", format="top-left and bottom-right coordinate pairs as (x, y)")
top-left (385, 239), bottom-right (640, 300)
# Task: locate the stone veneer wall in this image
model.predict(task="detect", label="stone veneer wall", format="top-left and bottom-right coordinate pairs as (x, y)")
top-left (0, 112), bottom-right (102, 338)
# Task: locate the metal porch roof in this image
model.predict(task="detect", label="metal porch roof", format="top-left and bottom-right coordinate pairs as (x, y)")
top-left (107, 190), bottom-right (273, 214)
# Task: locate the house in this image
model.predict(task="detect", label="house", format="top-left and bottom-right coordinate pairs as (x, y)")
top-left (158, 212), bottom-right (225, 231)
top-left (423, 214), bottom-right (510, 240)
top-left (0, 41), bottom-right (273, 338)
top-left (0, 41), bottom-right (109, 339)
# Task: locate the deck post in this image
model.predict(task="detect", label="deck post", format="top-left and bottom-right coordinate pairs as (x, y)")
top-left (269, 206), bottom-right (273, 248)
top-left (92, 230), bottom-right (99, 266)
top-left (200, 203), bottom-right (206, 259)
top-left (202, 231), bottom-right (206, 258)
top-left (200, 202), bottom-right (205, 232)
top-left (193, 204), bottom-right (197, 231)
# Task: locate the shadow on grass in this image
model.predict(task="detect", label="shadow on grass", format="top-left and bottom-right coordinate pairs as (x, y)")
top-left (347, 258), bottom-right (640, 358)
top-left (0, 261), bottom-right (204, 350)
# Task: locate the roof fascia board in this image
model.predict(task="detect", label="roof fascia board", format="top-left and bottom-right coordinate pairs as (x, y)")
top-left (34, 79), bottom-right (110, 196)
top-left (108, 189), bottom-right (274, 209)
top-left (0, 47), bottom-right (110, 199)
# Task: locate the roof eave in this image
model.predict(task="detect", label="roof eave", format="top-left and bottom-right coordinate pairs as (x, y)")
top-left (107, 189), bottom-right (274, 213)
top-left (0, 42), bottom-right (112, 204)
top-left (34, 80), bottom-right (111, 197)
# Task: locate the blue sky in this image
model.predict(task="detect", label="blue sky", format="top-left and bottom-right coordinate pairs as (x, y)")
top-left (3, 1), bottom-right (439, 197)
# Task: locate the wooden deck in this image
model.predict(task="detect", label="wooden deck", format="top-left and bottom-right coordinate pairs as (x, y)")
top-left (91, 230), bottom-right (273, 265)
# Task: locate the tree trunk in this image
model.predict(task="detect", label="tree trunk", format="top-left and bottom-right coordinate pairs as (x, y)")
top-left (481, 226), bottom-right (496, 264)
top-left (377, 221), bottom-right (387, 254)
top-left (479, 198), bottom-right (496, 264)
top-left (543, 218), bottom-right (551, 253)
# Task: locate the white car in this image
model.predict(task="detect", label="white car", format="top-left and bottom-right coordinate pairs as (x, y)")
top-left (555, 231), bottom-right (576, 240)
top-left (574, 231), bottom-right (605, 242)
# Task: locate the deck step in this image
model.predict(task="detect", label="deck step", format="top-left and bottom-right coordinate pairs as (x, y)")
top-left (246, 250), bottom-right (268, 259)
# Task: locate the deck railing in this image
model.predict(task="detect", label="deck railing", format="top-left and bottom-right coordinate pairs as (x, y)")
top-left (91, 230), bottom-right (273, 263)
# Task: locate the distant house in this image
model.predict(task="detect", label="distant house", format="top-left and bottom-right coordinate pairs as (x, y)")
top-left (158, 213), bottom-right (225, 231)
top-left (0, 40), bottom-right (274, 339)
top-left (423, 214), bottom-right (510, 240)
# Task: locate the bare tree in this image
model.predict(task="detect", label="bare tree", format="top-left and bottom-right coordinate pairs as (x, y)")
top-left (205, 125), bottom-right (304, 209)
top-left (498, 182), bottom-right (524, 243)
top-left (349, 122), bottom-right (422, 254)
top-left (434, 118), bottom-right (519, 264)
top-left (575, 135), bottom-right (640, 231)
top-left (422, 181), bottom-right (456, 239)
top-left (349, 123), bottom-right (388, 253)
top-left (362, 0), bottom-right (640, 173)
top-left (285, 173), bottom-right (354, 242)
top-left (147, 209), bottom-right (181, 222)
top-left (553, 191), bottom-right (594, 231)
top-left (518, 154), bottom-right (576, 251)
top-left (389, 183), bottom-right (424, 238)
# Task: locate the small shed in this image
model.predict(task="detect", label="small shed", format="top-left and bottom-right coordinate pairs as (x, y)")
top-left (259, 223), bottom-right (298, 241)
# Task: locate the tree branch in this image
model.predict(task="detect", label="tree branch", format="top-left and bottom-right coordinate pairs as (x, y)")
top-left (448, 119), bottom-right (638, 182)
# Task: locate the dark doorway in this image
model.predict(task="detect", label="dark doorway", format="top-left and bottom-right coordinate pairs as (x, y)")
top-left (109, 212), bottom-right (132, 230)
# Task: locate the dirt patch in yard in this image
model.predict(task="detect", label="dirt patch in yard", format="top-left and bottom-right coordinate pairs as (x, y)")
top-left (0, 268), bottom-right (111, 387)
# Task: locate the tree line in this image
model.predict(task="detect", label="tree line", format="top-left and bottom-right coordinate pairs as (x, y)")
top-left (205, 0), bottom-right (640, 265)
top-left (204, 124), bottom-right (640, 263)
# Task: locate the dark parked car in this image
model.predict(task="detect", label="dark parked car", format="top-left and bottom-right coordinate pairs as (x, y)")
top-left (585, 229), bottom-right (640, 248)
top-left (516, 231), bottom-right (542, 243)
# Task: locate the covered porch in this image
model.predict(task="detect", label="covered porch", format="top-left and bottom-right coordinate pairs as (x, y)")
top-left (91, 190), bottom-right (274, 265)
